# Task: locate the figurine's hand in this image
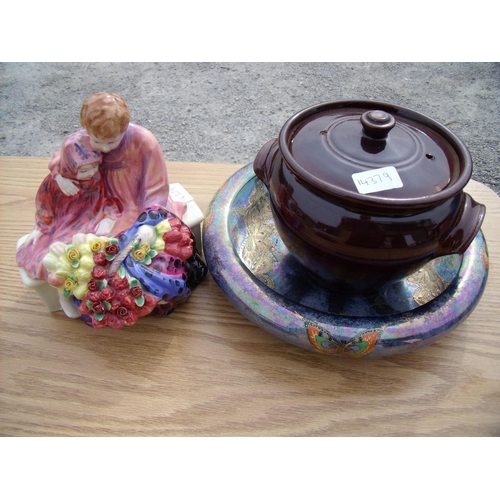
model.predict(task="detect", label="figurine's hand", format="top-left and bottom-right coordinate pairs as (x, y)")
top-left (137, 225), bottom-right (156, 246)
top-left (95, 218), bottom-right (115, 236)
top-left (21, 229), bottom-right (42, 247)
top-left (55, 174), bottom-right (80, 196)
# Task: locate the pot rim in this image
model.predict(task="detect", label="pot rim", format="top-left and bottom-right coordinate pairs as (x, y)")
top-left (279, 99), bottom-right (473, 209)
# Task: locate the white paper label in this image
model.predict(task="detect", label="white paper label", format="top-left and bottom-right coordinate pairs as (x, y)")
top-left (352, 166), bottom-right (403, 194)
top-left (169, 183), bottom-right (194, 203)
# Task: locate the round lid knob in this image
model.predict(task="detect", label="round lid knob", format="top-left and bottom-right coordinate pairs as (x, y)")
top-left (361, 110), bottom-right (396, 139)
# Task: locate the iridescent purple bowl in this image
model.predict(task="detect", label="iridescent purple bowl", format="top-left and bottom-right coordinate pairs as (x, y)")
top-left (203, 164), bottom-right (489, 358)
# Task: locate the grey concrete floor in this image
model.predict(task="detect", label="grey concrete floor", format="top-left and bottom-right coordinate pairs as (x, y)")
top-left (1, 62), bottom-right (499, 195)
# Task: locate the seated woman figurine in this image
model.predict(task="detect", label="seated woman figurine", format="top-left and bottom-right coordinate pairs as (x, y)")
top-left (48, 91), bottom-right (186, 234)
top-left (16, 131), bottom-right (122, 283)
top-left (17, 98), bottom-right (207, 326)
top-left (42, 206), bottom-right (207, 327)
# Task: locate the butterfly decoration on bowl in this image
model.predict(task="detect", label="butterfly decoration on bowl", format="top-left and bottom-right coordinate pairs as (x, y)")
top-left (305, 321), bottom-right (384, 357)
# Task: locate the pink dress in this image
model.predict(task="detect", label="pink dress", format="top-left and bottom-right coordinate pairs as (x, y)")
top-left (49, 124), bottom-right (185, 234)
top-left (17, 167), bottom-right (122, 281)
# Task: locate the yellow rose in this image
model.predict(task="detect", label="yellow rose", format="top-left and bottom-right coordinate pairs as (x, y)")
top-left (90, 240), bottom-right (104, 253)
top-left (66, 247), bottom-right (80, 262)
top-left (133, 249), bottom-right (146, 261)
top-left (140, 243), bottom-right (151, 254)
top-left (64, 277), bottom-right (77, 292)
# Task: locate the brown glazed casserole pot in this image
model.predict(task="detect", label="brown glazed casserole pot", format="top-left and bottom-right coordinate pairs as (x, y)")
top-left (253, 100), bottom-right (486, 292)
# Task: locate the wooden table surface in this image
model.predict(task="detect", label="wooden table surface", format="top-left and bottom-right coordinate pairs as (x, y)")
top-left (1, 156), bottom-right (499, 437)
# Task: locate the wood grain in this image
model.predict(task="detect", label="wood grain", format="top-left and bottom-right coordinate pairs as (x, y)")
top-left (1, 156), bottom-right (499, 436)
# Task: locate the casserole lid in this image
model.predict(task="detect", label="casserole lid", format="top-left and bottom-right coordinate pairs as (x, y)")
top-left (281, 100), bottom-right (472, 208)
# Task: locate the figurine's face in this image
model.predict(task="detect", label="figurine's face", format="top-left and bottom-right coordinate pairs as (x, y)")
top-left (89, 132), bottom-right (125, 153)
top-left (76, 162), bottom-right (100, 180)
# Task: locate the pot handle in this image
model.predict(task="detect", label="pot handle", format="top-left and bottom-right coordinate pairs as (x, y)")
top-left (434, 192), bottom-right (486, 257)
top-left (253, 138), bottom-right (280, 186)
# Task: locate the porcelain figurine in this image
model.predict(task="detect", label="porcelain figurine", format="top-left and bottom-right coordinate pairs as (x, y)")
top-left (16, 131), bottom-right (122, 282)
top-left (48, 92), bottom-right (186, 233)
top-left (17, 92), bottom-right (207, 326)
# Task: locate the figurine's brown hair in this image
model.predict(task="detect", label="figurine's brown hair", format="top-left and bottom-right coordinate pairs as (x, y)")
top-left (80, 92), bottom-right (130, 139)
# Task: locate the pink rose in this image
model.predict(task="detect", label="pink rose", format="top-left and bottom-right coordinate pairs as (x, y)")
top-left (48, 273), bottom-right (64, 288)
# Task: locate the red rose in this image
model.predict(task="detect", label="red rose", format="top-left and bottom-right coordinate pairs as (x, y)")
top-left (91, 317), bottom-right (109, 329)
top-left (92, 266), bottom-right (108, 280)
top-left (109, 298), bottom-right (121, 313)
top-left (109, 275), bottom-right (129, 290)
top-left (169, 217), bottom-right (181, 228)
top-left (93, 252), bottom-right (107, 266)
top-left (163, 229), bottom-right (182, 243)
top-left (119, 294), bottom-right (135, 309)
top-left (79, 301), bottom-right (91, 315)
top-left (116, 306), bottom-right (129, 318)
top-left (135, 294), bottom-right (157, 316)
top-left (87, 279), bottom-right (99, 292)
top-left (92, 301), bottom-right (106, 314)
top-left (114, 289), bottom-right (128, 300)
top-left (99, 288), bottom-right (114, 301)
top-left (105, 313), bottom-right (124, 329)
top-left (92, 266), bottom-right (107, 279)
top-left (181, 246), bottom-right (193, 260)
top-left (179, 233), bottom-right (192, 246)
top-left (86, 291), bottom-right (101, 302)
top-left (105, 243), bottom-right (119, 256)
top-left (165, 243), bottom-right (179, 257)
top-left (165, 243), bottom-right (193, 260)
top-left (130, 286), bottom-right (143, 298)
top-left (120, 308), bottom-right (140, 325)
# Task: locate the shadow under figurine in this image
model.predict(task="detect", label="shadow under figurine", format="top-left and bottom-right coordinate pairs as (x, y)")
top-left (16, 91), bottom-right (207, 327)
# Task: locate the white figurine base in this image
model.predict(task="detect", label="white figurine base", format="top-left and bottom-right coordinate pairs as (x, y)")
top-left (17, 234), bottom-right (62, 311)
top-left (169, 183), bottom-right (204, 246)
top-left (17, 184), bottom-right (205, 313)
